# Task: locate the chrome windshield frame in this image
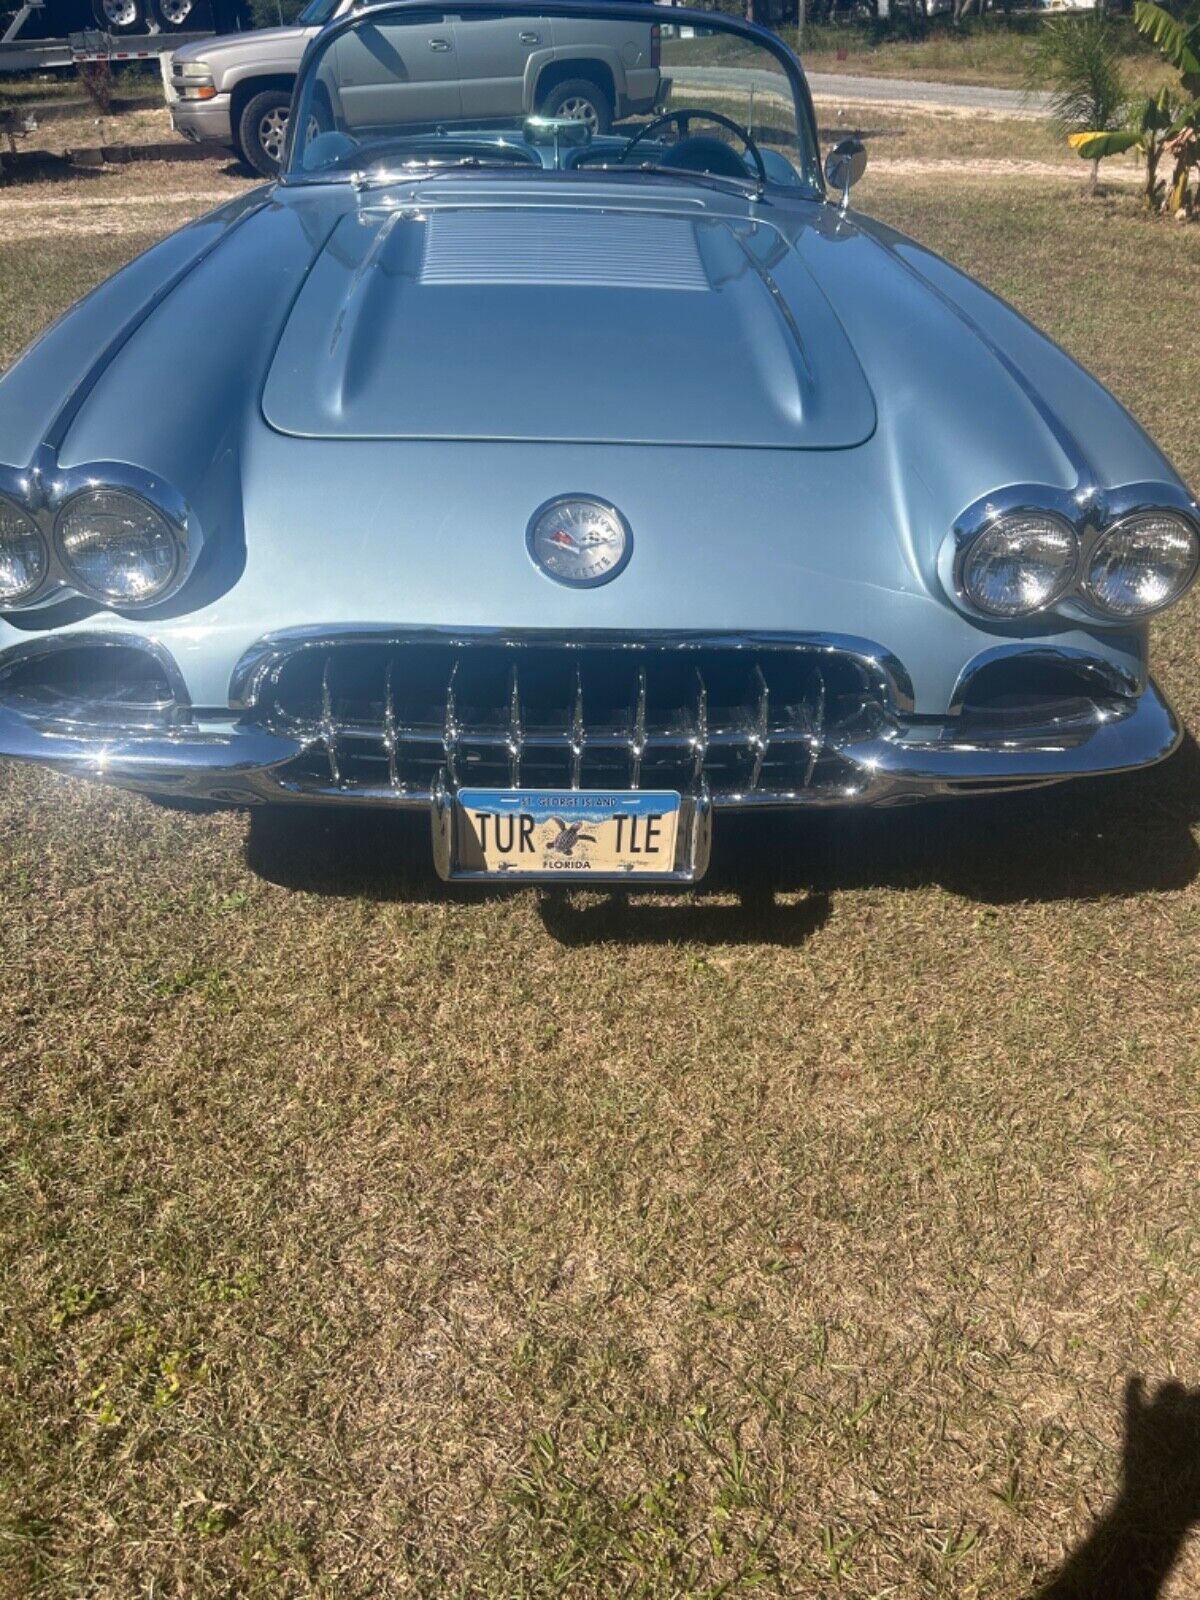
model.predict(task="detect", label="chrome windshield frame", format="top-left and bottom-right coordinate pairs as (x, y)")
top-left (280, 0), bottom-right (824, 195)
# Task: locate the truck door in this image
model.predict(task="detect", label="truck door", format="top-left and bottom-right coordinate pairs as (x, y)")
top-left (330, 10), bottom-right (463, 133)
top-left (450, 9), bottom-right (546, 123)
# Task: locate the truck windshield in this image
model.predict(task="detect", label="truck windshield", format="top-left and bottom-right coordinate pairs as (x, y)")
top-left (297, 0), bottom-right (341, 24)
top-left (286, 2), bottom-right (819, 192)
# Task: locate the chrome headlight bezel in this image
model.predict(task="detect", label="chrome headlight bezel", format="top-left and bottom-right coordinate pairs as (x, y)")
top-left (955, 505), bottom-right (1080, 620)
top-left (0, 493), bottom-right (51, 605)
top-left (0, 461), bottom-right (198, 613)
top-left (944, 482), bottom-right (1200, 624)
top-left (1080, 508), bottom-right (1200, 620)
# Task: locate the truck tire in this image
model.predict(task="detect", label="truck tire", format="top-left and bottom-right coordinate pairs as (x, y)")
top-left (238, 88), bottom-right (294, 177)
top-left (91, 0), bottom-right (144, 33)
top-left (538, 77), bottom-right (612, 137)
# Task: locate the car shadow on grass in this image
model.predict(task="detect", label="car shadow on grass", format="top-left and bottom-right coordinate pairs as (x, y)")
top-left (1033, 1375), bottom-right (1200, 1600)
top-left (242, 735), bottom-right (1199, 945)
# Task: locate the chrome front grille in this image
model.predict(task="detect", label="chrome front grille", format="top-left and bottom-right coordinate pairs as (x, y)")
top-left (243, 636), bottom-right (896, 803)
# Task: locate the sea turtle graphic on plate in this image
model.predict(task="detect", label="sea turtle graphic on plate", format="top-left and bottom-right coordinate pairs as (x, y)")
top-left (545, 817), bottom-right (597, 857)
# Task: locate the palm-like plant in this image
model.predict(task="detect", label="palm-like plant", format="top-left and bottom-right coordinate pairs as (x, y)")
top-left (1069, 1), bottom-right (1200, 214)
top-left (1027, 15), bottom-right (1129, 195)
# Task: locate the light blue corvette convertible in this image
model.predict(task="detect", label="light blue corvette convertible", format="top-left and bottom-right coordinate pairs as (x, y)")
top-left (0, 1), bottom-right (1196, 884)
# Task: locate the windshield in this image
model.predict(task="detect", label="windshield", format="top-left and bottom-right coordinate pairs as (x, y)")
top-left (287, 1), bottom-right (819, 191)
top-left (297, 0), bottom-right (340, 26)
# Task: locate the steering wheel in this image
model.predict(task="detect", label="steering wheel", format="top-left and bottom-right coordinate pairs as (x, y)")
top-left (617, 108), bottom-right (767, 189)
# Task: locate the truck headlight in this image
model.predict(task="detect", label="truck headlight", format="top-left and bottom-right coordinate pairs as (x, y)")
top-left (0, 497), bottom-right (48, 604)
top-left (56, 490), bottom-right (182, 605)
top-left (1082, 511), bottom-right (1200, 618)
top-left (959, 511), bottom-right (1079, 618)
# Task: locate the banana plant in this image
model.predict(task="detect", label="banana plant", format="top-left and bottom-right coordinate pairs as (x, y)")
top-left (1069, 87), bottom-right (1180, 209)
top-left (1068, 4), bottom-right (1200, 214)
top-left (1133, 0), bottom-right (1200, 96)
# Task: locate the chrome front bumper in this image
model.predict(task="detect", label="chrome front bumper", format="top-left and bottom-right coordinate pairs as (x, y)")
top-left (0, 674), bottom-right (1180, 809)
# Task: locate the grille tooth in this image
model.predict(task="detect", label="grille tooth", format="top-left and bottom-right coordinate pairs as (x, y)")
top-left (692, 665), bottom-right (708, 789)
top-left (384, 657), bottom-right (400, 790)
top-left (260, 640), bottom-right (893, 801)
top-left (804, 666), bottom-right (827, 788)
top-left (320, 654), bottom-right (340, 786)
top-left (629, 664), bottom-right (647, 790)
top-left (570, 664), bottom-right (585, 791)
top-left (507, 663), bottom-right (524, 788)
top-left (443, 657), bottom-right (461, 786)
top-left (749, 663), bottom-right (770, 792)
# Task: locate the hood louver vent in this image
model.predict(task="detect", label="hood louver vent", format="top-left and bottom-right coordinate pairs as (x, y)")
top-left (419, 209), bottom-right (711, 290)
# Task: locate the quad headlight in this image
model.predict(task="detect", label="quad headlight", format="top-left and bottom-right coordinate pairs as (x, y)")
top-left (0, 497), bottom-right (49, 604)
top-left (0, 468), bottom-right (197, 613)
top-left (950, 491), bottom-right (1200, 622)
top-left (959, 511), bottom-right (1079, 619)
top-left (1081, 511), bottom-right (1200, 619)
top-left (55, 489), bottom-right (182, 605)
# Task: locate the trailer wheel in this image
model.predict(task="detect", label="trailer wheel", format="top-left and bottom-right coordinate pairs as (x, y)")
top-left (150, 0), bottom-right (211, 28)
top-left (91, 0), bottom-right (144, 31)
top-left (238, 88), bottom-right (294, 177)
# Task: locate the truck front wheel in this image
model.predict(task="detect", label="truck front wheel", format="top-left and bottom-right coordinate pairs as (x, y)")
top-left (238, 89), bottom-right (294, 177)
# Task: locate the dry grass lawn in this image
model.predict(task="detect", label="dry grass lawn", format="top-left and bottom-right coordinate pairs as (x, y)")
top-left (0, 156), bottom-right (1198, 1599)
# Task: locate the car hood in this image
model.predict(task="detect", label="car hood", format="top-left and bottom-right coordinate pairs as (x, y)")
top-left (261, 202), bottom-right (877, 449)
top-left (0, 183), bottom-right (1183, 715)
top-left (172, 25), bottom-right (311, 65)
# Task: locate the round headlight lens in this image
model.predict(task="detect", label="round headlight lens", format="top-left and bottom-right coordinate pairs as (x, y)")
top-left (56, 490), bottom-right (180, 604)
top-left (961, 512), bottom-right (1079, 618)
top-left (1083, 511), bottom-right (1200, 618)
top-left (0, 497), bottom-right (48, 604)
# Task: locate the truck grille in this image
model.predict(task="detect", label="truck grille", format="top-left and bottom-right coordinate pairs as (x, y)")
top-left (245, 637), bottom-right (896, 803)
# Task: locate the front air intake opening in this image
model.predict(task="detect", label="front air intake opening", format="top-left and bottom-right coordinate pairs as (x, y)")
top-left (0, 642), bottom-right (185, 730)
top-left (955, 654), bottom-right (1135, 740)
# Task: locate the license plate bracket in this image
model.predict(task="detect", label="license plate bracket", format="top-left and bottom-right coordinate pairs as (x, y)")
top-left (432, 778), bottom-right (712, 884)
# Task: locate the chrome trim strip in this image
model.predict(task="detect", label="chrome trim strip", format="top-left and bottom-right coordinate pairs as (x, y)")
top-left (42, 191), bottom-right (272, 457)
top-left (863, 224), bottom-right (1099, 498)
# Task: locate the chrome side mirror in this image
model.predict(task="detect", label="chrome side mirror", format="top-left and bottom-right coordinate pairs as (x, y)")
top-left (824, 137), bottom-right (867, 214)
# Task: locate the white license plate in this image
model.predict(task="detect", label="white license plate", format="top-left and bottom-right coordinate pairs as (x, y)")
top-left (454, 789), bottom-right (682, 878)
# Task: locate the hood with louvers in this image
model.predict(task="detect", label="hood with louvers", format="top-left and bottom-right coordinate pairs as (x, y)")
top-left (260, 203), bottom-right (876, 449)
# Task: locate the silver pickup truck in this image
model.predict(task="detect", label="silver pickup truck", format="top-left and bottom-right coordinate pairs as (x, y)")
top-left (171, 0), bottom-right (666, 175)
